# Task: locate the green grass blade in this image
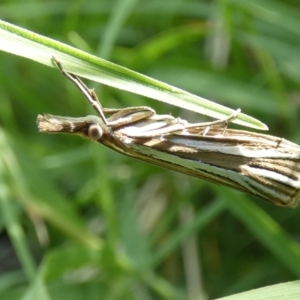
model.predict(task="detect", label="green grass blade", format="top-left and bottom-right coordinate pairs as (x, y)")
top-left (217, 280), bottom-right (300, 300)
top-left (0, 19), bottom-right (267, 130)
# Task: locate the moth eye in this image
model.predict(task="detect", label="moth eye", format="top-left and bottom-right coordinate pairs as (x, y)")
top-left (88, 124), bottom-right (103, 140)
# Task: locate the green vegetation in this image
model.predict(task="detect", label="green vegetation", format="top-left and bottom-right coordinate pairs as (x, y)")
top-left (0, 1), bottom-right (300, 299)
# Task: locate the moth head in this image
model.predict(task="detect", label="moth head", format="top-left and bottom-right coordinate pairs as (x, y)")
top-left (37, 114), bottom-right (107, 141)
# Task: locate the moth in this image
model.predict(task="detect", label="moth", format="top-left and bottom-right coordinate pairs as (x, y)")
top-left (37, 58), bottom-right (300, 207)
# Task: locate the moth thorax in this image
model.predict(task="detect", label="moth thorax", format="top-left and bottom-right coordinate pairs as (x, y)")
top-left (88, 124), bottom-right (103, 140)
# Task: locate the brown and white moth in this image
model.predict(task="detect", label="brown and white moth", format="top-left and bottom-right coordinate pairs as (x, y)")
top-left (37, 58), bottom-right (300, 207)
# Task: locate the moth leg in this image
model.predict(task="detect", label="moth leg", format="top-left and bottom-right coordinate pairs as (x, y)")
top-left (186, 109), bottom-right (241, 130)
top-left (52, 57), bottom-right (158, 128)
top-left (140, 109), bottom-right (241, 137)
top-left (184, 109), bottom-right (241, 135)
top-left (52, 57), bottom-right (108, 125)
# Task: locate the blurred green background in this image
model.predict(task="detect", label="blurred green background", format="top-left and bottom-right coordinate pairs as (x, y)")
top-left (1, 0), bottom-right (300, 299)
